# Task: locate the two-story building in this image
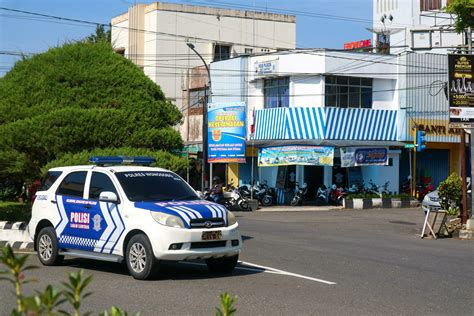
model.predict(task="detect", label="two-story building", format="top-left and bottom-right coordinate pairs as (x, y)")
top-left (210, 50), bottom-right (411, 202)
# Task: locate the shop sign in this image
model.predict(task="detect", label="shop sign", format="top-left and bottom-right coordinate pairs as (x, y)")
top-left (207, 102), bottom-right (246, 163)
top-left (448, 54), bottom-right (474, 127)
top-left (258, 146), bottom-right (334, 167)
top-left (341, 147), bottom-right (388, 167)
top-left (255, 59), bottom-right (278, 75)
top-left (410, 120), bottom-right (462, 136)
top-left (343, 39), bottom-right (371, 50)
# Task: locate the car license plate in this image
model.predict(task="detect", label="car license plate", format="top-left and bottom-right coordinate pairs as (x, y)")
top-left (430, 206), bottom-right (440, 211)
top-left (202, 231), bottom-right (222, 241)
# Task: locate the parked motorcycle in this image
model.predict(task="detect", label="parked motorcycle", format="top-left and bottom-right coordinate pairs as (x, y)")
top-left (316, 185), bottom-right (329, 205)
top-left (328, 184), bottom-right (344, 205)
top-left (290, 182), bottom-right (308, 206)
top-left (223, 184), bottom-right (250, 211)
top-left (253, 181), bottom-right (273, 206)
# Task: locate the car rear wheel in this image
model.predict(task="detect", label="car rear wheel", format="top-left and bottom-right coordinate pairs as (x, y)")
top-left (125, 234), bottom-right (159, 280)
top-left (36, 227), bottom-right (63, 266)
top-left (206, 254), bottom-right (238, 274)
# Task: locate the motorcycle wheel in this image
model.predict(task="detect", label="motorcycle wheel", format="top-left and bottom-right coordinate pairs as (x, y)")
top-left (239, 200), bottom-right (249, 211)
top-left (290, 197), bottom-right (299, 206)
top-left (262, 196), bottom-right (272, 206)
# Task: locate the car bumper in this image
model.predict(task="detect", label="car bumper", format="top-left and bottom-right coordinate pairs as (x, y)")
top-left (148, 224), bottom-right (242, 261)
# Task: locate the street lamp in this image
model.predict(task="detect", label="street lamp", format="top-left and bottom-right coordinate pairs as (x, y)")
top-left (186, 42), bottom-right (211, 191)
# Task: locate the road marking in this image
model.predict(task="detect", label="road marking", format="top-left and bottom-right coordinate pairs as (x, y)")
top-left (180, 261), bottom-right (336, 285)
top-left (239, 261), bottom-right (337, 285)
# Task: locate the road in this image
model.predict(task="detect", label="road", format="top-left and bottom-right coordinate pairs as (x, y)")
top-left (1, 208), bottom-right (473, 315)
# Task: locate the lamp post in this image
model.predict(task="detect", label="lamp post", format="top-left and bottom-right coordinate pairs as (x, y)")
top-left (186, 42), bottom-right (211, 191)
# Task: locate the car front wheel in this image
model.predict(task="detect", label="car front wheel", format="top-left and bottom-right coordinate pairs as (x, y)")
top-left (125, 234), bottom-right (159, 280)
top-left (206, 255), bottom-right (238, 274)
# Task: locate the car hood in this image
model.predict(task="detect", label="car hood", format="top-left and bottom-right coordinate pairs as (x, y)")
top-left (134, 200), bottom-right (228, 228)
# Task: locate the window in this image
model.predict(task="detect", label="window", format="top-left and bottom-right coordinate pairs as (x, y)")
top-left (244, 48), bottom-right (253, 54)
top-left (115, 172), bottom-right (198, 202)
top-left (325, 76), bottom-right (373, 109)
top-left (420, 0), bottom-right (441, 11)
top-left (213, 44), bottom-right (231, 62)
top-left (39, 171), bottom-right (63, 191)
top-left (56, 171), bottom-right (87, 198)
top-left (264, 77), bottom-right (289, 108)
top-left (89, 172), bottom-right (118, 200)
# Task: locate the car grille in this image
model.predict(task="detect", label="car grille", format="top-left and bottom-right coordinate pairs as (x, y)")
top-left (190, 241), bottom-right (227, 249)
top-left (189, 218), bottom-right (225, 229)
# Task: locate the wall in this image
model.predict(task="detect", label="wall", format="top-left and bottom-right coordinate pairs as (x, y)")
top-left (290, 76), bottom-right (324, 107)
top-left (361, 152), bottom-right (400, 193)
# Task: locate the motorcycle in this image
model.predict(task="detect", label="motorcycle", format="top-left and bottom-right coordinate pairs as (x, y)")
top-left (316, 185), bottom-right (329, 205)
top-left (223, 184), bottom-right (250, 211)
top-left (328, 184), bottom-right (344, 205)
top-left (253, 181), bottom-right (273, 206)
top-left (290, 182), bottom-right (308, 206)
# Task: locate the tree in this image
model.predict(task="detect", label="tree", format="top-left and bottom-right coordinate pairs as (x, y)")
top-left (446, 0), bottom-right (474, 33)
top-left (0, 40), bottom-right (184, 180)
top-left (86, 24), bottom-right (111, 44)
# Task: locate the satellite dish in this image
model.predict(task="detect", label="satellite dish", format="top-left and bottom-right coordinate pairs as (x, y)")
top-left (366, 26), bottom-right (404, 35)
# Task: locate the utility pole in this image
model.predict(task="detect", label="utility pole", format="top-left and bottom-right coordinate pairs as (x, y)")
top-left (412, 126), bottom-right (417, 198)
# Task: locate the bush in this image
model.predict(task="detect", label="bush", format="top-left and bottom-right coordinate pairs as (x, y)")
top-left (438, 173), bottom-right (462, 215)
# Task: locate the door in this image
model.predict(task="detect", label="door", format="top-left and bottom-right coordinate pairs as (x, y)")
top-left (86, 171), bottom-right (124, 254)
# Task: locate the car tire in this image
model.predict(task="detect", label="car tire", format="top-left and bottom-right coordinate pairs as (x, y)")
top-left (125, 234), bottom-right (159, 280)
top-left (206, 255), bottom-right (239, 274)
top-left (36, 227), bottom-right (63, 266)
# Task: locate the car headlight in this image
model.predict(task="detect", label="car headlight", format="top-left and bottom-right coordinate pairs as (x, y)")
top-left (227, 211), bottom-right (237, 226)
top-left (150, 212), bottom-right (185, 228)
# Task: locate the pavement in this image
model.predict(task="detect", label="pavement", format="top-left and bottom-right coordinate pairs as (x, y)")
top-left (1, 208), bottom-right (473, 315)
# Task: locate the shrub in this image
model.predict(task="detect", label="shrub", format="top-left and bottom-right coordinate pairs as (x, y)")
top-left (438, 173), bottom-right (462, 215)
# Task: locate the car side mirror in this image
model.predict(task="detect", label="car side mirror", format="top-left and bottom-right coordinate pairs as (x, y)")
top-left (99, 191), bottom-right (119, 204)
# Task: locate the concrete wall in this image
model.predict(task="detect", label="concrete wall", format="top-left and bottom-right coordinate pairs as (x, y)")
top-left (360, 151), bottom-right (400, 194)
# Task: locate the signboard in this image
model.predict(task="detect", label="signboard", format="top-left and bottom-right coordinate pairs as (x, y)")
top-left (343, 39), bottom-right (371, 50)
top-left (207, 102), bottom-right (246, 163)
top-left (404, 144), bottom-right (415, 149)
top-left (255, 59), bottom-right (278, 75)
top-left (258, 146), bottom-right (334, 167)
top-left (341, 147), bottom-right (389, 167)
top-left (448, 54), bottom-right (474, 127)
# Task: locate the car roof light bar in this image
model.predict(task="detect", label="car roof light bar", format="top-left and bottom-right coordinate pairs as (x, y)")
top-left (89, 156), bottom-right (156, 166)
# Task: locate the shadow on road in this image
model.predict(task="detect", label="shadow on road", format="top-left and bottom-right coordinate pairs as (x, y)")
top-left (61, 257), bottom-right (264, 281)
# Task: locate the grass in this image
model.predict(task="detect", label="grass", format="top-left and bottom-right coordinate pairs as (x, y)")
top-left (0, 201), bottom-right (32, 222)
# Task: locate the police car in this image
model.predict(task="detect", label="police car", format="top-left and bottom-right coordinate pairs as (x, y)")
top-left (29, 157), bottom-right (241, 280)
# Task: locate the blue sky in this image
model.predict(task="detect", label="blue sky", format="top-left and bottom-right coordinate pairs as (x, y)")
top-left (0, 0), bottom-right (373, 74)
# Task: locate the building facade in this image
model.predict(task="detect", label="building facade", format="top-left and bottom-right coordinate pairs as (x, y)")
top-left (210, 50), bottom-right (409, 202)
top-left (111, 2), bottom-right (296, 144)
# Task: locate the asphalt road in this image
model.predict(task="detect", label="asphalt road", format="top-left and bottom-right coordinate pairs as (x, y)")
top-left (1, 208), bottom-right (473, 315)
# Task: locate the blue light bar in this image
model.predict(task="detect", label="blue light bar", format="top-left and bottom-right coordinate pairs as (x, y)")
top-left (89, 156), bottom-right (156, 165)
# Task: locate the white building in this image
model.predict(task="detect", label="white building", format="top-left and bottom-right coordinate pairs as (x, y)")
top-left (111, 2), bottom-right (296, 142)
top-left (210, 50), bottom-right (407, 202)
top-left (372, 0), bottom-right (468, 54)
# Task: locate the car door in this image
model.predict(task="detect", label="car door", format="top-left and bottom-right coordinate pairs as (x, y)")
top-left (55, 170), bottom-right (92, 251)
top-left (86, 171), bottom-right (124, 254)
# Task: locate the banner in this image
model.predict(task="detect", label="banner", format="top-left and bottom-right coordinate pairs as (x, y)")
top-left (448, 54), bottom-right (474, 127)
top-left (258, 146), bottom-right (334, 167)
top-left (207, 102), bottom-right (246, 163)
top-left (341, 147), bottom-right (388, 167)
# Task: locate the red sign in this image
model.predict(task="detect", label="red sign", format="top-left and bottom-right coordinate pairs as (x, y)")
top-left (344, 39), bottom-right (372, 50)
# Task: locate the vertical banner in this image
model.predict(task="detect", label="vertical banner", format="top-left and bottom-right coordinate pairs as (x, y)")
top-left (207, 102), bottom-right (246, 163)
top-left (448, 54), bottom-right (474, 127)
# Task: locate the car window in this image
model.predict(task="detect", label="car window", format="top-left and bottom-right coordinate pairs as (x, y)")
top-left (56, 171), bottom-right (87, 198)
top-left (89, 172), bottom-right (118, 200)
top-left (115, 171), bottom-right (198, 202)
top-left (39, 171), bottom-right (63, 191)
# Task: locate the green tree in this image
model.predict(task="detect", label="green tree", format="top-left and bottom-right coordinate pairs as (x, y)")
top-left (446, 0), bottom-right (474, 33)
top-left (87, 24), bottom-right (111, 44)
top-left (0, 40), bottom-right (184, 180)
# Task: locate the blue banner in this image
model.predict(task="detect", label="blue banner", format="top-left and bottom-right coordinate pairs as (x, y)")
top-left (207, 102), bottom-right (246, 163)
top-left (341, 147), bottom-right (389, 167)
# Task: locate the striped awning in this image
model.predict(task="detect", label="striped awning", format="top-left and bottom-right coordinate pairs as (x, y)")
top-left (252, 107), bottom-right (398, 142)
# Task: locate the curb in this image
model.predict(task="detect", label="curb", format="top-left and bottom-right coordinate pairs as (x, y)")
top-left (0, 240), bottom-right (34, 250)
top-left (0, 221), bottom-right (27, 230)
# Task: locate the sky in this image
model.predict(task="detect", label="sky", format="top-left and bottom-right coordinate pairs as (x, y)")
top-left (0, 0), bottom-right (373, 75)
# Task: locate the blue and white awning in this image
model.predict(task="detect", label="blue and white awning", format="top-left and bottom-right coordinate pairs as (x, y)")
top-left (252, 107), bottom-right (398, 142)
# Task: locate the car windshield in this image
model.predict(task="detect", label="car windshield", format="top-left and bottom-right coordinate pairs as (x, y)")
top-left (115, 171), bottom-right (199, 202)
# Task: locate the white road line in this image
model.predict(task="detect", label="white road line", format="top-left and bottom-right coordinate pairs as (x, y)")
top-left (180, 261), bottom-right (336, 285)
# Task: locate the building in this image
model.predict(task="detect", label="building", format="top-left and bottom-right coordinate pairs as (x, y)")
top-left (210, 50), bottom-right (407, 203)
top-left (372, 0), bottom-right (468, 55)
top-left (111, 2), bottom-right (296, 147)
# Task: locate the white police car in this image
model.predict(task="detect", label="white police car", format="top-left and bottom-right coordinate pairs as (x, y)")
top-left (29, 157), bottom-right (241, 280)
